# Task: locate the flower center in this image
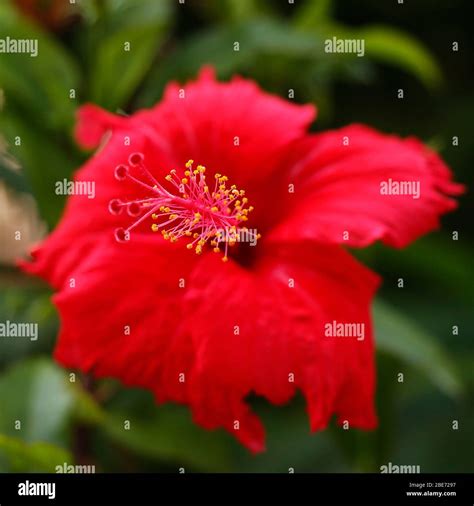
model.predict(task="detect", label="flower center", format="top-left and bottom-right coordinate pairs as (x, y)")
top-left (109, 153), bottom-right (260, 262)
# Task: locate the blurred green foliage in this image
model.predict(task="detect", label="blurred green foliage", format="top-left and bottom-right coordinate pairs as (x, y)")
top-left (0, 0), bottom-right (472, 473)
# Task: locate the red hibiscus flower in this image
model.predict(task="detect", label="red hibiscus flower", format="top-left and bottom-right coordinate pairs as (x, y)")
top-left (20, 67), bottom-right (463, 453)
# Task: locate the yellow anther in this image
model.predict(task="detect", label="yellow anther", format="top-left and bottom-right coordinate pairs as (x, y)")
top-left (145, 160), bottom-right (255, 258)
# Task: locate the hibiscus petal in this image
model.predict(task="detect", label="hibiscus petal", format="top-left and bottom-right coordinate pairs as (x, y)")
top-left (269, 124), bottom-right (464, 247)
top-left (151, 67), bottom-right (316, 187)
top-left (183, 241), bottom-right (380, 452)
top-left (75, 104), bottom-right (137, 150)
top-left (19, 122), bottom-right (176, 289)
top-left (52, 234), bottom-right (197, 404)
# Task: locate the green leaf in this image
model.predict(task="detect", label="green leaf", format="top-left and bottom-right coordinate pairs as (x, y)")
top-left (0, 358), bottom-right (74, 444)
top-left (0, 1), bottom-right (79, 130)
top-left (293, 0), bottom-right (333, 29)
top-left (295, 14), bottom-right (442, 90)
top-left (221, 0), bottom-right (266, 21)
top-left (101, 390), bottom-right (232, 471)
top-left (71, 387), bottom-right (106, 426)
top-left (138, 19), bottom-right (323, 107)
top-left (374, 300), bottom-right (463, 398)
top-left (198, 0), bottom-right (274, 23)
top-left (0, 285), bottom-right (56, 365)
top-left (235, 396), bottom-right (350, 472)
top-left (0, 433), bottom-right (71, 472)
top-left (0, 358), bottom-right (106, 471)
top-left (356, 26), bottom-right (442, 89)
top-left (85, 0), bottom-right (172, 109)
top-left (0, 111), bottom-right (80, 227)
top-left (371, 237), bottom-right (474, 300)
